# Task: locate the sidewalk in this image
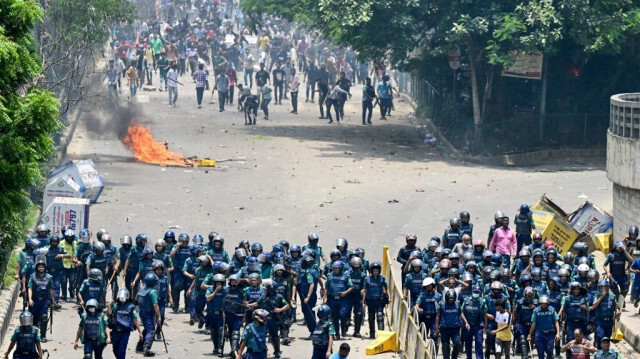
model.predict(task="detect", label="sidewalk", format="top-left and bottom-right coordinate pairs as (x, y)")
top-left (619, 305), bottom-right (640, 352)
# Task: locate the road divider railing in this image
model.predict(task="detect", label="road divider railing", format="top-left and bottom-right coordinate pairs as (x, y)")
top-left (379, 246), bottom-right (435, 359)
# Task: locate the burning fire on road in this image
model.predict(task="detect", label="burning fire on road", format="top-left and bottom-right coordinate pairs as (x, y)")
top-left (123, 123), bottom-right (192, 166)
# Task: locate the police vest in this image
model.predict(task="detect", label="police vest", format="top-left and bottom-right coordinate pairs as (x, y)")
top-left (247, 323), bottom-right (267, 352)
top-left (245, 287), bottom-right (265, 303)
top-left (173, 246), bottom-right (192, 268)
top-left (349, 270), bottom-right (366, 292)
top-left (207, 287), bottom-right (225, 312)
top-left (443, 229), bottom-right (461, 249)
top-left (419, 292), bottom-right (440, 317)
top-left (272, 277), bottom-right (289, 298)
top-left (517, 299), bottom-right (537, 325)
top-left (290, 258), bottom-right (301, 274)
top-left (365, 276), bottom-right (384, 300)
top-left (460, 222), bottom-right (473, 237)
top-left (128, 246), bottom-right (144, 270)
top-left (104, 245), bottom-right (116, 268)
top-left (137, 286), bottom-right (156, 312)
top-left (312, 321), bottom-right (330, 347)
top-left (32, 274), bottom-right (52, 299)
top-left (302, 244), bottom-right (323, 266)
top-left (327, 273), bottom-right (348, 297)
top-left (566, 296), bottom-right (588, 321)
top-left (223, 287), bottom-right (244, 315)
top-left (154, 252), bottom-right (171, 268)
top-left (514, 214), bottom-right (532, 235)
top-left (407, 272), bottom-right (426, 295)
top-left (45, 246), bottom-right (64, 270)
top-left (77, 244), bottom-right (93, 265)
top-left (155, 275), bottom-right (169, 301)
top-left (462, 297), bottom-right (484, 325)
top-left (139, 259), bottom-right (153, 277)
top-left (548, 290), bottom-right (563, 313)
top-left (397, 246), bottom-right (417, 264)
top-left (533, 307), bottom-right (556, 332)
top-left (488, 225), bottom-right (499, 245)
top-left (544, 263), bottom-right (560, 280)
top-left (82, 279), bottom-right (103, 304)
top-left (595, 293), bottom-right (616, 319)
top-left (89, 253), bottom-right (107, 274)
top-left (339, 250), bottom-right (349, 263)
top-left (594, 350), bottom-right (619, 359)
top-left (84, 314), bottom-right (101, 340)
top-left (16, 326), bottom-right (38, 352)
top-left (486, 294), bottom-right (508, 316)
top-left (194, 267), bottom-right (212, 295)
top-left (439, 302), bottom-right (463, 328)
top-left (113, 303), bottom-right (135, 331)
top-left (608, 253), bottom-right (627, 277)
top-left (532, 281), bottom-right (548, 295)
top-left (210, 249), bottom-right (227, 263)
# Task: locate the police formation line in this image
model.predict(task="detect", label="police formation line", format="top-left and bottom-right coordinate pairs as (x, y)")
top-left (5, 226), bottom-right (390, 359)
top-left (396, 208), bottom-right (638, 359)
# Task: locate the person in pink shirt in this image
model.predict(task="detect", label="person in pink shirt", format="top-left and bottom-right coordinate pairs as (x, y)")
top-left (490, 216), bottom-right (518, 267)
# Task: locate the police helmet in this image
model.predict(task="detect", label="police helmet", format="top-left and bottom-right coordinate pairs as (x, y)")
top-left (490, 281), bottom-right (504, 291)
top-left (531, 267), bottom-right (542, 278)
top-left (86, 299), bottom-right (99, 309)
top-left (369, 261), bottom-right (382, 272)
top-left (257, 251), bottom-right (272, 264)
top-left (558, 268), bottom-right (570, 278)
top-left (520, 204), bottom-right (530, 214)
top-left (330, 249), bottom-right (341, 259)
top-left (272, 243), bottom-right (285, 253)
top-left (336, 237), bottom-right (348, 249)
top-left (449, 268), bottom-right (460, 278)
top-left (462, 272), bottom-right (474, 282)
top-left (178, 233), bottom-right (190, 243)
top-left (192, 234), bottom-right (204, 245)
top-left (491, 253), bottom-right (503, 266)
top-left (121, 235), bottom-right (133, 246)
top-left (449, 252), bottom-right (460, 262)
top-left (450, 217), bottom-right (461, 227)
top-left (317, 305), bottom-right (331, 320)
top-left (570, 281), bottom-right (582, 291)
top-left (248, 273), bottom-right (260, 281)
top-left (462, 251), bottom-right (474, 263)
top-left (155, 239), bottom-right (166, 249)
top-left (93, 241), bottom-right (105, 253)
top-left (36, 223), bottom-right (50, 235)
top-left (290, 245), bottom-right (302, 254)
top-left (212, 235), bottom-right (225, 246)
top-left (482, 250), bottom-right (493, 260)
top-left (136, 233), bottom-right (149, 246)
top-left (350, 257), bottom-right (362, 268)
top-left (247, 257), bottom-right (260, 271)
top-left (213, 274), bottom-right (226, 283)
top-left (466, 260), bottom-right (477, 270)
top-left (614, 241), bottom-right (625, 252)
top-left (532, 249), bottom-right (544, 259)
top-left (301, 256), bottom-right (315, 269)
top-left (439, 259), bottom-right (451, 269)
top-left (442, 249), bottom-right (452, 258)
top-left (308, 233), bottom-right (320, 244)
top-left (19, 311), bottom-right (34, 326)
top-left (251, 242), bottom-right (263, 253)
top-left (429, 240), bottom-right (440, 249)
top-left (406, 233), bottom-right (417, 242)
top-left (197, 255), bottom-right (210, 266)
top-left (228, 274), bottom-right (240, 285)
top-left (89, 268), bottom-right (103, 282)
top-left (460, 211), bottom-right (470, 221)
top-left (490, 269), bottom-right (501, 280)
top-left (50, 236), bottom-right (60, 245)
top-left (423, 277), bottom-right (435, 287)
top-left (587, 269), bottom-right (599, 281)
top-left (494, 211), bottom-right (505, 221)
top-left (630, 226), bottom-right (639, 236)
top-left (117, 288), bottom-right (130, 303)
top-left (563, 252), bottom-right (575, 264)
top-left (445, 289), bottom-right (457, 302)
top-left (435, 246), bottom-right (444, 255)
top-left (539, 295), bottom-right (549, 304)
top-left (273, 264), bottom-right (285, 273)
top-left (164, 231), bottom-right (176, 241)
top-left (144, 273), bottom-right (159, 287)
top-left (142, 247), bottom-right (154, 257)
top-left (519, 274), bottom-right (532, 285)
top-left (578, 264), bottom-right (590, 274)
top-left (332, 261), bottom-right (344, 270)
top-left (152, 260), bottom-right (165, 271)
top-left (235, 248), bottom-right (248, 260)
top-left (96, 228), bottom-right (107, 241)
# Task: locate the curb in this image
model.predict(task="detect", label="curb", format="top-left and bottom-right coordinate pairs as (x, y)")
top-left (0, 283), bottom-right (21, 347)
top-left (619, 319), bottom-right (640, 352)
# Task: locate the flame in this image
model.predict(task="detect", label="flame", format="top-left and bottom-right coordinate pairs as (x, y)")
top-left (123, 123), bottom-right (189, 166)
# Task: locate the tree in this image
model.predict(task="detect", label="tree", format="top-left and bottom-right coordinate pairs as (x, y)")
top-left (0, 0), bottom-right (61, 275)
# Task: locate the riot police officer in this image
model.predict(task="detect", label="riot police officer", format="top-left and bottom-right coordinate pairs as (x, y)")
top-left (436, 289), bottom-right (463, 359)
top-left (561, 281), bottom-right (589, 342)
top-left (362, 262), bottom-right (388, 339)
top-left (73, 299), bottom-right (111, 359)
top-left (236, 309), bottom-right (269, 359)
top-left (590, 280), bottom-right (619, 349)
top-left (78, 269), bottom-right (106, 317)
top-left (347, 257), bottom-right (366, 337)
top-left (209, 235), bottom-right (230, 263)
top-left (33, 223), bottom-right (51, 248)
top-left (271, 263), bottom-right (293, 344)
top-left (415, 278), bottom-right (441, 349)
top-left (223, 275), bottom-right (245, 358)
top-left (604, 241), bottom-right (633, 304)
top-left (4, 311), bottom-right (42, 359)
top-left (86, 241), bottom-right (107, 287)
top-left (113, 235), bottom-right (131, 293)
top-left (189, 255), bottom-right (213, 329)
top-left (397, 234), bottom-right (420, 282)
top-left (443, 218), bottom-right (463, 250)
top-left (27, 258), bottom-right (54, 342)
top-left (514, 287), bottom-right (537, 357)
top-left (460, 285), bottom-right (485, 359)
top-left (205, 274), bottom-right (227, 356)
top-left (485, 281), bottom-right (510, 358)
top-left (152, 260), bottom-right (171, 340)
top-left (335, 238), bottom-right (349, 262)
top-left (243, 273), bottom-right (266, 324)
top-left (403, 259), bottom-right (427, 308)
top-left (108, 288), bottom-right (143, 359)
top-left (18, 239), bottom-right (40, 310)
top-left (169, 233), bottom-right (192, 312)
top-left (311, 305), bottom-right (336, 359)
top-left (258, 279), bottom-right (289, 359)
top-left (323, 260), bottom-right (353, 339)
top-left (303, 233), bottom-right (327, 267)
top-left (298, 255), bottom-right (320, 334)
top-left (528, 295), bottom-right (561, 359)
top-left (460, 211), bottom-right (473, 237)
top-left (514, 204), bottom-right (535, 251)
top-left (123, 234), bottom-right (148, 297)
top-left (45, 235), bottom-right (70, 309)
top-left (153, 239), bottom-right (174, 273)
top-left (136, 273), bottom-right (162, 357)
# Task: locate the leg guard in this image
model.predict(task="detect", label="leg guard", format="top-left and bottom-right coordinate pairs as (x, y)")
top-left (231, 330), bottom-right (241, 350)
top-left (376, 310), bottom-right (385, 330)
top-left (272, 336), bottom-right (281, 358)
top-left (211, 327), bottom-right (219, 351)
top-left (452, 341), bottom-right (462, 359)
top-left (217, 328), bottom-right (225, 355)
top-left (519, 336), bottom-right (529, 357)
top-left (368, 313), bottom-right (376, 339)
top-left (354, 312), bottom-right (363, 336)
top-left (442, 339), bottom-right (451, 359)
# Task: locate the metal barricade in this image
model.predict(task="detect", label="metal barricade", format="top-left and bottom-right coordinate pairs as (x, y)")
top-left (381, 246), bottom-right (434, 359)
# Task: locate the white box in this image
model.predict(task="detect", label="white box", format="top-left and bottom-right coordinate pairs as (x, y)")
top-left (43, 175), bottom-right (83, 209)
top-left (40, 197), bottom-right (90, 234)
top-left (48, 159), bottom-right (104, 203)
top-left (569, 201), bottom-right (613, 236)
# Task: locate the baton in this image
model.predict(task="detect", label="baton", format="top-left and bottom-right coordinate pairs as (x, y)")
top-left (527, 337), bottom-right (534, 359)
top-left (158, 324), bottom-right (169, 353)
top-left (49, 305), bottom-right (53, 334)
top-left (221, 313), bottom-right (227, 355)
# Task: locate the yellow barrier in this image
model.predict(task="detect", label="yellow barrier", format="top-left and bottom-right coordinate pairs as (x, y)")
top-left (377, 246), bottom-right (434, 359)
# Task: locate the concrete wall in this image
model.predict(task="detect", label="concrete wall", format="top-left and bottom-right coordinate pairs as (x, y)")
top-left (612, 184), bottom-right (640, 242)
top-left (607, 130), bottom-right (640, 189)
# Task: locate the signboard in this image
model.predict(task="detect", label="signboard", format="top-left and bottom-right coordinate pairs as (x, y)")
top-left (502, 51), bottom-right (544, 80)
top-left (48, 159), bottom-right (104, 203)
top-left (531, 209), bottom-right (580, 254)
top-left (569, 202), bottom-right (613, 236)
top-left (448, 45), bottom-right (461, 70)
top-left (40, 197), bottom-right (90, 235)
top-left (532, 194), bottom-right (568, 218)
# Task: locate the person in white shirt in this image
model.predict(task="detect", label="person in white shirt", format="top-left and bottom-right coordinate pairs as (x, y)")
top-left (324, 82), bottom-right (350, 124)
top-left (166, 65), bottom-right (179, 107)
top-left (288, 68), bottom-right (300, 114)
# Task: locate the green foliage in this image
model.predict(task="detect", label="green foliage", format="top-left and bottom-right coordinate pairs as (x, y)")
top-left (0, 0), bottom-right (61, 282)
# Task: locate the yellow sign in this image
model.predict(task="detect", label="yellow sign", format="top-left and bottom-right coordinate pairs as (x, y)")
top-left (366, 331), bottom-right (397, 355)
top-left (531, 210), bottom-right (579, 254)
top-left (532, 195), bottom-right (568, 218)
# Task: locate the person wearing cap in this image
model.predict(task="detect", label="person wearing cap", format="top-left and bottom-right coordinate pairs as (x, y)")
top-left (460, 285), bottom-right (486, 359)
top-left (593, 337), bottom-right (621, 359)
top-left (415, 278), bottom-right (441, 342)
top-left (561, 328), bottom-right (596, 359)
top-left (4, 311), bottom-right (42, 359)
top-left (236, 309), bottom-right (269, 359)
top-left (529, 295), bottom-right (561, 359)
top-left (435, 289), bottom-right (463, 359)
top-left (323, 260), bottom-right (353, 340)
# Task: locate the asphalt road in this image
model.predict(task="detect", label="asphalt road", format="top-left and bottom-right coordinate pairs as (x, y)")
top-left (0, 70), bottom-right (625, 359)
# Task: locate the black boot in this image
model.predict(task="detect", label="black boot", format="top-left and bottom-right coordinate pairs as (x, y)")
top-left (442, 340), bottom-right (451, 359)
top-left (353, 313), bottom-right (363, 338)
top-left (452, 342), bottom-right (461, 359)
top-left (377, 312), bottom-right (385, 331)
top-left (520, 336), bottom-right (529, 358)
top-left (273, 337), bottom-right (281, 358)
top-left (341, 323), bottom-right (348, 338)
top-left (368, 316), bottom-right (376, 339)
top-left (40, 318), bottom-right (48, 342)
top-left (136, 340), bottom-right (145, 353)
top-left (211, 327), bottom-right (220, 355)
top-left (144, 345), bottom-right (155, 357)
top-left (217, 328), bottom-right (225, 357)
top-left (230, 330), bottom-right (241, 358)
